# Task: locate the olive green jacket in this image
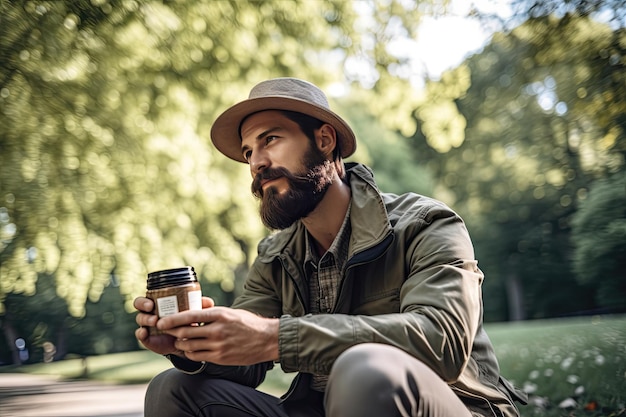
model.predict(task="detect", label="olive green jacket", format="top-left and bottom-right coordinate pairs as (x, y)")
top-left (211, 163), bottom-right (525, 416)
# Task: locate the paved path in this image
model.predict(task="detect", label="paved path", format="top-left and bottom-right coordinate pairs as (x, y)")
top-left (0, 374), bottom-right (146, 417)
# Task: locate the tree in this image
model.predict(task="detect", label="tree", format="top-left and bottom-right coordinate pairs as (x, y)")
top-left (571, 171), bottom-right (626, 311)
top-left (408, 14), bottom-right (625, 320)
top-left (337, 98), bottom-right (435, 197)
top-left (480, 0), bottom-right (626, 30)
top-left (0, 0), bottom-right (446, 362)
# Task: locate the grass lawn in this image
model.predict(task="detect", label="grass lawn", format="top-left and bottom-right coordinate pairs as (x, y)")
top-left (488, 314), bottom-right (626, 417)
top-left (1, 315), bottom-right (624, 416)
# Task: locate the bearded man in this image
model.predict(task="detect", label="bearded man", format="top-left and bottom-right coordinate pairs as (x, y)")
top-left (134, 78), bottom-right (527, 417)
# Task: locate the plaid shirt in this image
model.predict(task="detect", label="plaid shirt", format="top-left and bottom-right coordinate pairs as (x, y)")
top-left (304, 203), bottom-right (351, 391)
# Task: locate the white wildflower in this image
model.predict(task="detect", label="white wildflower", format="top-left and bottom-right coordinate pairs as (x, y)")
top-left (544, 368), bottom-right (554, 377)
top-left (594, 355), bottom-right (605, 365)
top-left (574, 385), bottom-right (585, 396)
top-left (523, 381), bottom-right (538, 394)
top-left (529, 370), bottom-right (540, 380)
top-left (566, 375), bottom-right (579, 384)
top-left (528, 396), bottom-right (549, 409)
top-left (561, 356), bottom-right (574, 370)
top-left (558, 398), bottom-right (577, 408)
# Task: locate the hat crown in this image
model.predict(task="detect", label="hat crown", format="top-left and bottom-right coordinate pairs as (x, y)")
top-left (249, 78), bottom-right (330, 109)
top-left (211, 77), bottom-right (355, 163)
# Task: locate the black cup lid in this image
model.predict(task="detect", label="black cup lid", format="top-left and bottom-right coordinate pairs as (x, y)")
top-left (147, 266), bottom-right (197, 290)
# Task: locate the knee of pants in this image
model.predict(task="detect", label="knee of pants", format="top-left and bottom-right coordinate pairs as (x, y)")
top-left (325, 344), bottom-right (424, 417)
top-left (328, 343), bottom-right (447, 400)
top-left (145, 368), bottom-right (188, 405)
top-left (327, 344), bottom-right (415, 399)
top-left (326, 344), bottom-right (475, 417)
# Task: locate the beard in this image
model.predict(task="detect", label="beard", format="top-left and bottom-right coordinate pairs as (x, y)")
top-left (251, 146), bottom-right (335, 230)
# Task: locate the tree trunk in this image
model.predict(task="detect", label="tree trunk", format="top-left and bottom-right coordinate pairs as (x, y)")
top-left (506, 271), bottom-right (525, 321)
top-left (1, 315), bottom-right (21, 364)
top-left (54, 321), bottom-right (68, 360)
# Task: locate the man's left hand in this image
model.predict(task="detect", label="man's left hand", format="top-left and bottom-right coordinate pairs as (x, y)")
top-left (156, 306), bottom-right (280, 365)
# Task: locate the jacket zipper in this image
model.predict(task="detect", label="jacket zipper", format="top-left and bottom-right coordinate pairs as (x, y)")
top-left (334, 232), bottom-right (394, 312)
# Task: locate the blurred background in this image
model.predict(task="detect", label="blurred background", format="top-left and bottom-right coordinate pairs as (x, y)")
top-left (1, 0), bottom-right (624, 371)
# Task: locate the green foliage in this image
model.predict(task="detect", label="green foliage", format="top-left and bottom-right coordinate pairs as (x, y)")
top-left (0, 0), bottom-right (445, 362)
top-left (337, 98), bottom-right (435, 196)
top-left (409, 13), bottom-right (626, 320)
top-left (505, 0), bottom-right (626, 28)
top-left (415, 65), bottom-right (471, 153)
top-left (571, 172), bottom-right (626, 309)
top-left (2, 0), bottom-right (623, 366)
top-left (0, 276), bottom-right (138, 364)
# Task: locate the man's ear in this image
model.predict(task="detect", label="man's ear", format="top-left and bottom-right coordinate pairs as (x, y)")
top-left (316, 124), bottom-right (337, 158)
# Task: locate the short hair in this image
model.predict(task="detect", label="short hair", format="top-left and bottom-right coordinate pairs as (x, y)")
top-left (280, 110), bottom-right (342, 161)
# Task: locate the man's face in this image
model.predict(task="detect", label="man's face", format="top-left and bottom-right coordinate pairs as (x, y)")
top-left (240, 111), bottom-right (335, 230)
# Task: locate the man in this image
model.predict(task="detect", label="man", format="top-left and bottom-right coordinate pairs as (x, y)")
top-left (134, 78), bottom-right (527, 416)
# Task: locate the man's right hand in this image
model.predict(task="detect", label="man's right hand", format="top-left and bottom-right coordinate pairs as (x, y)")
top-left (134, 296), bottom-right (179, 356)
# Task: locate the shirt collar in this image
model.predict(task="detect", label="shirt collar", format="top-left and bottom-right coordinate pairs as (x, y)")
top-left (304, 201), bottom-right (352, 267)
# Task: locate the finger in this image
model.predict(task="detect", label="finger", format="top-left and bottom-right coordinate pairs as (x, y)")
top-left (161, 321), bottom-right (213, 340)
top-left (134, 331), bottom-right (178, 356)
top-left (174, 336), bottom-right (215, 354)
top-left (135, 311), bottom-right (158, 327)
top-left (201, 297), bottom-right (215, 308)
top-left (157, 307), bottom-right (223, 330)
top-left (135, 326), bottom-right (149, 342)
top-left (134, 297), bottom-right (154, 313)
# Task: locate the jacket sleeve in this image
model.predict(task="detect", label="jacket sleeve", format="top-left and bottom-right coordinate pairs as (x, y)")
top-left (279, 207), bottom-right (483, 383)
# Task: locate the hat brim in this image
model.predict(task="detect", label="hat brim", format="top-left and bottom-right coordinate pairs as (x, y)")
top-left (210, 96), bottom-right (356, 163)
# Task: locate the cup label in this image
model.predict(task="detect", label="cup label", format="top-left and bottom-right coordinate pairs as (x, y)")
top-left (156, 295), bottom-right (179, 317)
top-left (187, 290), bottom-right (202, 311)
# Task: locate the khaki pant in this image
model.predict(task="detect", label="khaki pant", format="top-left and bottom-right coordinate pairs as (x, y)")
top-left (144, 343), bottom-right (474, 417)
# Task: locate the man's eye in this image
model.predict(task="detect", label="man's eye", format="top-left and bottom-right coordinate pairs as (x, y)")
top-left (266, 135), bottom-right (277, 143)
top-left (243, 150), bottom-right (252, 162)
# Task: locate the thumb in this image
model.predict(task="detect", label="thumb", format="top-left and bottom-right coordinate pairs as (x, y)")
top-left (202, 296), bottom-right (216, 308)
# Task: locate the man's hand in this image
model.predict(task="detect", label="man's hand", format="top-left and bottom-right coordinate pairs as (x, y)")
top-left (133, 296), bottom-right (216, 357)
top-left (156, 307), bottom-right (280, 366)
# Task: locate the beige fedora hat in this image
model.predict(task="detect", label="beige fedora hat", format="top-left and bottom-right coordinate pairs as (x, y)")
top-left (210, 78), bottom-right (356, 163)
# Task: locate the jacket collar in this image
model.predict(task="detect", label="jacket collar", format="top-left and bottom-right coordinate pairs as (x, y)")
top-left (257, 163), bottom-right (392, 263)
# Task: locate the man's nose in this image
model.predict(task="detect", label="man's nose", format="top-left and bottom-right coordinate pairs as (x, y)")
top-left (249, 151), bottom-right (270, 177)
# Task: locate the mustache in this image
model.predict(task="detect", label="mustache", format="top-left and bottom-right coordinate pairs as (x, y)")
top-left (251, 167), bottom-right (310, 198)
